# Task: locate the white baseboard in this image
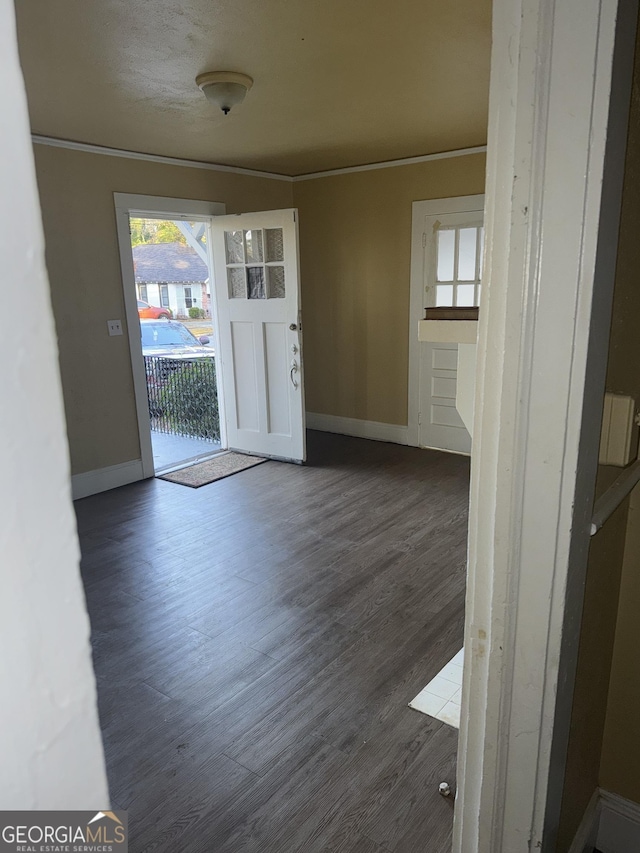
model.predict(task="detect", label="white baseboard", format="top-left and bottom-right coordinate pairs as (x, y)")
top-left (568, 789), bottom-right (601, 853)
top-left (306, 412), bottom-right (409, 445)
top-left (568, 789), bottom-right (640, 853)
top-left (597, 790), bottom-right (640, 853)
top-left (71, 459), bottom-right (145, 500)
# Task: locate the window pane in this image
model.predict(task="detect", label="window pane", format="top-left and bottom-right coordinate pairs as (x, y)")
top-left (244, 230), bottom-right (264, 263)
top-left (456, 284), bottom-right (476, 307)
top-left (435, 284), bottom-right (454, 306)
top-left (265, 228), bottom-right (284, 262)
top-left (247, 267), bottom-right (265, 299)
top-left (478, 227), bottom-right (484, 278)
top-left (227, 268), bottom-right (246, 299)
top-left (267, 266), bottom-right (285, 298)
top-left (458, 228), bottom-right (477, 280)
top-left (437, 230), bottom-right (455, 281)
top-left (225, 230), bottom-right (244, 264)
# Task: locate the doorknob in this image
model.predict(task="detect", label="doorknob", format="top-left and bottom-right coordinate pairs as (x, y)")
top-left (289, 323), bottom-right (298, 331)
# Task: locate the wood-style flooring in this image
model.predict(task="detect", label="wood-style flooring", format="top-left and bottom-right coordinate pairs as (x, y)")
top-left (77, 431), bottom-right (470, 853)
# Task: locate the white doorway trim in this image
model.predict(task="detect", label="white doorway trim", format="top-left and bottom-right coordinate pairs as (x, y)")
top-left (407, 194), bottom-right (484, 448)
top-left (113, 194), bottom-right (226, 478)
top-left (455, 0), bottom-right (637, 851)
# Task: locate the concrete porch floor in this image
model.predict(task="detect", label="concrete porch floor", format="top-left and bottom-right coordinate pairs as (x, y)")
top-left (151, 430), bottom-right (222, 473)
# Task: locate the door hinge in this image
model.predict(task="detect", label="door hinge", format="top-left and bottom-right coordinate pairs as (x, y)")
top-left (422, 232), bottom-right (427, 249)
top-left (418, 411), bottom-right (422, 425)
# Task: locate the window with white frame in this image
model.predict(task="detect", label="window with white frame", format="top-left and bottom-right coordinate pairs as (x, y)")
top-left (138, 284), bottom-right (148, 302)
top-left (434, 225), bottom-right (484, 307)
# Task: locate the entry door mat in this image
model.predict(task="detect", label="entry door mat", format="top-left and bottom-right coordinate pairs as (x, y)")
top-left (158, 452), bottom-right (268, 488)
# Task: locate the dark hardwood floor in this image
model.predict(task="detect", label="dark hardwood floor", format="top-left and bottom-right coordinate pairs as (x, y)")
top-left (77, 430), bottom-right (470, 853)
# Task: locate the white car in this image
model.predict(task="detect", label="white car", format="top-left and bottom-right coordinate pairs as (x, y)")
top-left (140, 319), bottom-right (213, 358)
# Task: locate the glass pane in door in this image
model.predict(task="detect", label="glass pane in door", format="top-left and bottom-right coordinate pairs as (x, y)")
top-left (228, 268), bottom-right (246, 299)
top-left (245, 230), bottom-right (264, 263)
top-left (225, 230), bottom-right (244, 264)
top-left (457, 228), bottom-right (477, 280)
top-left (265, 228), bottom-right (284, 262)
top-left (247, 267), bottom-right (266, 299)
top-left (437, 230), bottom-right (455, 281)
top-left (436, 284), bottom-right (454, 306)
top-left (267, 266), bottom-right (285, 298)
top-left (456, 284), bottom-right (476, 307)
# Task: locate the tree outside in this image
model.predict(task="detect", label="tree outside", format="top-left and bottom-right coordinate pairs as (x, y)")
top-left (130, 218), bottom-right (187, 247)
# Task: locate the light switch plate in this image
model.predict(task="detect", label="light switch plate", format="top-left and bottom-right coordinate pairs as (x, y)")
top-left (599, 392), bottom-right (638, 467)
top-left (107, 319), bottom-right (123, 336)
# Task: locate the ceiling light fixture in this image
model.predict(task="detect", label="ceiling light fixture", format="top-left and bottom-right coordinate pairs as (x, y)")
top-left (195, 71), bottom-right (253, 115)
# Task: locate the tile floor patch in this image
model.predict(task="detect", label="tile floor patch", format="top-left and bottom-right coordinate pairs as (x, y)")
top-left (409, 647), bottom-right (464, 729)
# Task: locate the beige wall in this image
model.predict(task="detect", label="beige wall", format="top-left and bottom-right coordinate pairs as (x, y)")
top-left (34, 144), bottom-right (293, 475)
top-left (36, 144), bottom-right (485, 475)
top-left (600, 486), bottom-right (640, 801)
top-left (557, 502), bottom-right (630, 850)
top-left (293, 154), bottom-right (486, 425)
top-left (557, 23), bottom-right (640, 848)
top-left (598, 35), bottom-right (640, 804)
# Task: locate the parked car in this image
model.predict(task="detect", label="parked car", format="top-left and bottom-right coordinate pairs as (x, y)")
top-left (138, 300), bottom-right (171, 319)
top-left (140, 319), bottom-right (213, 358)
top-left (141, 320), bottom-right (216, 416)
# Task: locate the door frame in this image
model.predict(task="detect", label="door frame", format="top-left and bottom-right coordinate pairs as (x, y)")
top-left (454, 0), bottom-right (637, 850)
top-left (407, 194), bottom-right (484, 448)
top-left (114, 193), bottom-right (226, 478)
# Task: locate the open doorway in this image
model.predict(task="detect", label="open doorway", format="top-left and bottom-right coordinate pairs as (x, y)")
top-left (115, 195), bottom-right (307, 481)
top-left (114, 195), bottom-right (227, 479)
top-left (408, 194), bottom-right (485, 455)
top-left (130, 216), bottom-right (222, 473)
top-left (404, 195), bottom-right (484, 733)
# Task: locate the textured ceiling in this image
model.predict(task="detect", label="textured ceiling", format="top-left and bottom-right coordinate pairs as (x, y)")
top-left (14, 0), bottom-right (491, 176)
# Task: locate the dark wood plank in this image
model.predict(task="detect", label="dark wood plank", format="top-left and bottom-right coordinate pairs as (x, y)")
top-left (338, 835), bottom-right (387, 853)
top-left (361, 724), bottom-right (458, 852)
top-left (78, 430), bottom-right (469, 852)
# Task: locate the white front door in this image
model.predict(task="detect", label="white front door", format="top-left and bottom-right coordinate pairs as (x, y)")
top-left (211, 209), bottom-right (306, 462)
top-left (418, 207), bottom-right (484, 453)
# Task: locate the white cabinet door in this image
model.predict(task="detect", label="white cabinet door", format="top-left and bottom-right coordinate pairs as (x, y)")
top-left (419, 341), bottom-right (471, 453)
top-left (211, 209), bottom-right (305, 462)
top-left (418, 210), bottom-right (483, 453)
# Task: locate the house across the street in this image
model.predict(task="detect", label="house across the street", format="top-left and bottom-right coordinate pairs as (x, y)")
top-left (133, 241), bottom-right (209, 318)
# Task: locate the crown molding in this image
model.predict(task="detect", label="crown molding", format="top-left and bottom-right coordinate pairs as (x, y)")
top-left (291, 146), bottom-right (487, 181)
top-left (31, 134), bottom-right (294, 182)
top-left (31, 134), bottom-right (487, 182)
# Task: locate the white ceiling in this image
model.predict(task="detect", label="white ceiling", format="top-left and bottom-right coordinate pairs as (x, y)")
top-left (15, 0), bottom-right (491, 176)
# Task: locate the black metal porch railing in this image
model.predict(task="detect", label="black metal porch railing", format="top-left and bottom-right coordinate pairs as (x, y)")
top-left (144, 355), bottom-right (220, 442)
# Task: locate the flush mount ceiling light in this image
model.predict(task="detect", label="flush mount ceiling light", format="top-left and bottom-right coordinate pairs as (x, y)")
top-left (195, 71), bottom-right (253, 115)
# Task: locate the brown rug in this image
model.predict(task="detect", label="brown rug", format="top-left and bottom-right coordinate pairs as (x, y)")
top-left (158, 452), bottom-right (268, 488)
